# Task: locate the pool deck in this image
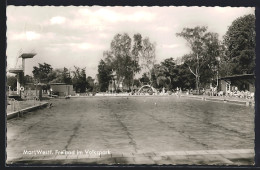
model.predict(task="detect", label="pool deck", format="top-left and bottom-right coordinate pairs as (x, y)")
top-left (7, 102), bottom-right (49, 120)
top-left (7, 149), bottom-right (254, 165)
top-left (180, 95), bottom-right (255, 106)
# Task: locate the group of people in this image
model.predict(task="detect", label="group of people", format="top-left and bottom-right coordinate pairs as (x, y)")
top-left (133, 87), bottom-right (183, 96)
top-left (225, 90), bottom-right (254, 99)
top-left (184, 87), bottom-right (254, 100)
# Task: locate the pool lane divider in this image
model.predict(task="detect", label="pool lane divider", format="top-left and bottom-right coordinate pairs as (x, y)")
top-left (7, 102), bottom-right (49, 120)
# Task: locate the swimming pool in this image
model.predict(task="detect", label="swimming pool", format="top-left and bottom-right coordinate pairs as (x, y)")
top-left (7, 96), bottom-right (254, 164)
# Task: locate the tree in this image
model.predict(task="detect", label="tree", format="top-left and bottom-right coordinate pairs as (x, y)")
top-left (175, 62), bottom-right (196, 90)
top-left (140, 37), bottom-right (156, 81)
top-left (49, 67), bottom-right (72, 84)
top-left (223, 14), bottom-right (255, 75)
top-left (7, 75), bottom-right (17, 90)
top-left (62, 67), bottom-right (72, 84)
top-left (103, 51), bottom-right (114, 68)
top-left (132, 33), bottom-right (143, 71)
top-left (86, 76), bottom-right (95, 92)
top-left (160, 57), bottom-right (177, 90)
top-left (151, 64), bottom-right (171, 89)
top-left (100, 33), bottom-right (157, 91)
top-left (149, 57), bottom-right (196, 90)
top-left (139, 73), bottom-right (150, 85)
top-left (110, 33), bottom-right (133, 90)
top-left (200, 32), bottom-right (221, 87)
top-left (97, 59), bottom-right (112, 92)
top-left (72, 66), bottom-right (87, 93)
top-left (32, 63), bottom-right (53, 83)
top-left (218, 43), bottom-right (232, 77)
top-left (130, 33), bottom-right (142, 90)
top-left (24, 75), bottom-right (34, 84)
top-left (47, 68), bottom-right (61, 83)
top-left (177, 26), bottom-right (221, 91)
top-left (133, 79), bottom-right (141, 89)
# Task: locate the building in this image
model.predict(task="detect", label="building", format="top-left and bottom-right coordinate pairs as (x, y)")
top-left (219, 74), bottom-right (255, 93)
top-left (50, 83), bottom-right (75, 96)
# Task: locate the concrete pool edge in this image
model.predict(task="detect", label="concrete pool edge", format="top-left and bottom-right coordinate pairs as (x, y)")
top-left (6, 102), bottom-right (49, 120)
top-left (6, 149), bottom-right (254, 165)
top-left (180, 95), bottom-right (255, 107)
top-left (69, 95), bottom-right (254, 107)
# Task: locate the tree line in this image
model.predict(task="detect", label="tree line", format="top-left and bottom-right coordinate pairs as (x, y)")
top-left (7, 64), bottom-right (95, 93)
top-left (97, 33), bottom-right (156, 92)
top-left (97, 14), bottom-right (255, 93)
top-left (7, 14), bottom-right (255, 93)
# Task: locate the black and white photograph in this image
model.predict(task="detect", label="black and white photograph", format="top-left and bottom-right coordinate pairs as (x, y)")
top-left (5, 6), bottom-right (255, 165)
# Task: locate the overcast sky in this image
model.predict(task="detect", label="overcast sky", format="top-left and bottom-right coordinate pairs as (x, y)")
top-left (6, 6), bottom-right (254, 77)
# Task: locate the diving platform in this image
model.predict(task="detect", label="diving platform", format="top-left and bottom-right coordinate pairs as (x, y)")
top-left (19, 53), bottom-right (36, 59)
top-left (9, 68), bottom-right (23, 74)
top-left (8, 52), bottom-right (36, 96)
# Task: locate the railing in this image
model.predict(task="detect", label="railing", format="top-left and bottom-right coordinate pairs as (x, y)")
top-left (9, 98), bottom-right (20, 112)
top-left (8, 97), bottom-right (40, 113)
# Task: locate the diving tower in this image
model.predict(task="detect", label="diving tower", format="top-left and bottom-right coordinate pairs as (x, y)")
top-left (9, 53), bottom-right (36, 95)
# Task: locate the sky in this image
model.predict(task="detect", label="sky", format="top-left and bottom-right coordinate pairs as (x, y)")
top-left (6, 6), bottom-right (254, 78)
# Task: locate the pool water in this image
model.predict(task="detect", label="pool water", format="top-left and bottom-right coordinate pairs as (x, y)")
top-left (7, 96), bottom-right (254, 158)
